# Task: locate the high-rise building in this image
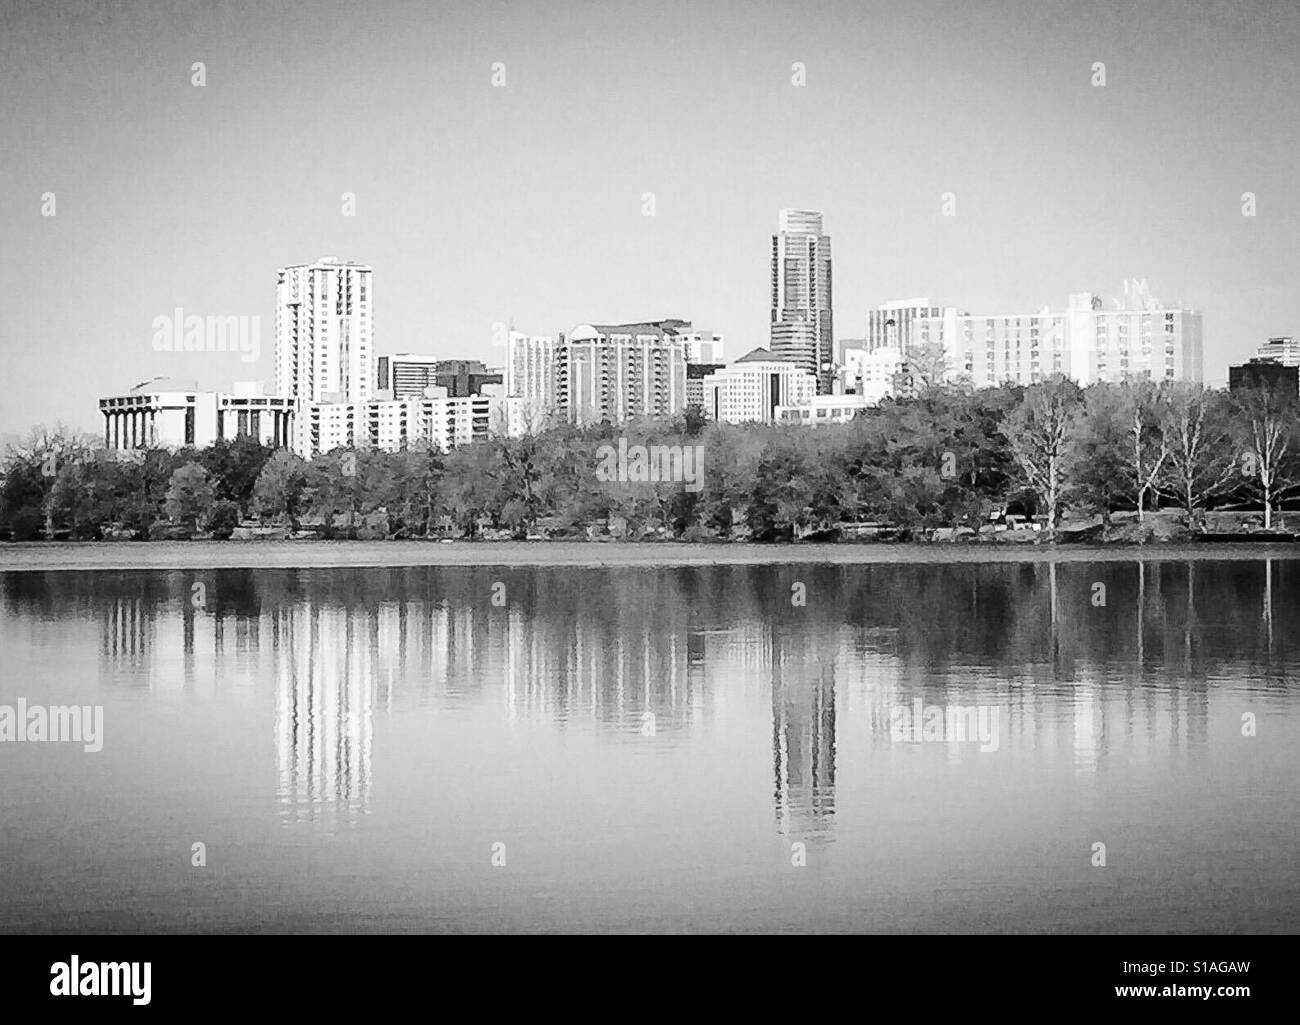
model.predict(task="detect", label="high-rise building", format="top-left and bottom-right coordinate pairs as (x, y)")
top-left (275, 257), bottom-right (373, 404)
top-left (504, 332), bottom-right (557, 410)
top-left (275, 257), bottom-right (373, 455)
top-left (701, 348), bottom-right (817, 424)
top-left (1064, 281), bottom-right (1203, 386)
top-left (557, 321), bottom-right (689, 426)
top-left (770, 209), bottom-right (833, 393)
top-left (909, 281), bottom-right (1202, 388)
top-left (916, 307), bottom-right (1068, 388)
top-left (865, 299), bottom-right (944, 356)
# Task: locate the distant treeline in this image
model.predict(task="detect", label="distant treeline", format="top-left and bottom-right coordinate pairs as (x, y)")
top-left (2, 376), bottom-right (1298, 542)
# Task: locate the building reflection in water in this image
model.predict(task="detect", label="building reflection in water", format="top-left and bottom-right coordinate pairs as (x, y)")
top-left (770, 633), bottom-right (836, 835)
top-left (270, 604), bottom-right (374, 823)
top-left (68, 558), bottom-right (1299, 831)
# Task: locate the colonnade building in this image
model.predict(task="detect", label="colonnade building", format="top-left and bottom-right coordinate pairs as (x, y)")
top-left (99, 381), bottom-right (294, 450)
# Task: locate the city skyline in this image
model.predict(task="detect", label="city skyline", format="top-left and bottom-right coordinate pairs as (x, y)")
top-left (5, 0), bottom-right (1300, 440)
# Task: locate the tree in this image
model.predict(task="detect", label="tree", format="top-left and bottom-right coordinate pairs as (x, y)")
top-left (494, 434), bottom-right (550, 538)
top-left (199, 437), bottom-right (274, 514)
top-left (438, 442), bottom-right (503, 537)
top-left (1233, 383), bottom-right (1300, 529)
top-left (386, 445), bottom-right (444, 537)
top-left (903, 340), bottom-right (954, 395)
top-left (1, 424), bottom-right (98, 539)
top-left (164, 461), bottom-right (215, 533)
top-left (1158, 384), bottom-right (1237, 527)
top-left (46, 454), bottom-right (134, 540)
top-left (1003, 376), bottom-right (1082, 536)
top-left (1120, 380), bottom-right (1168, 522)
top-left (203, 500), bottom-right (241, 539)
top-left (252, 450), bottom-right (309, 528)
top-left (1071, 384), bottom-right (1128, 530)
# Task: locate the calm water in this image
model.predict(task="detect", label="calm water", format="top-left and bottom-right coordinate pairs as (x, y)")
top-left (1, 558), bottom-right (1297, 933)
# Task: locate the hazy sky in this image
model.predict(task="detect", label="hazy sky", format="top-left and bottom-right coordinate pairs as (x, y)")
top-left (2, 0), bottom-right (1298, 437)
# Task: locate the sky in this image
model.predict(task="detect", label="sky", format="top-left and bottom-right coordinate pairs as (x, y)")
top-left (2, 0), bottom-right (1299, 438)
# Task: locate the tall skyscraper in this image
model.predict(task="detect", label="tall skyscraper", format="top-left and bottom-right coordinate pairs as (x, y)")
top-left (770, 209), bottom-right (833, 393)
top-left (275, 257), bottom-right (373, 407)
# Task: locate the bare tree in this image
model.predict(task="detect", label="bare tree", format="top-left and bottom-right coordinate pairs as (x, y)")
top-left (1122, 380), bottom-right (1168, 522)
top-left (905, 340), bottom-right (953, 395)
top-left (1158, 383), bottom-right (1236, 528)
top-left (1004, 376), bottom-right (1082, 537)
top-left (1233, 383), bottom-right (1300, 530)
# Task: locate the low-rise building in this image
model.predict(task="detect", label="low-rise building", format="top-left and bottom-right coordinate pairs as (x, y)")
top-left (304, 388), bottom-right (504, 457)
top-left (701, 348), bottom-right (817, 424)
top-left (777, 394), bottom-right (875, 425)
top-left (100, 380), bottom-right (293, 450)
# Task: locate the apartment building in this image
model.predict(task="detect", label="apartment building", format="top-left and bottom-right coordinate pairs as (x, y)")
top-left (556, 321), bottom-right (689, 426)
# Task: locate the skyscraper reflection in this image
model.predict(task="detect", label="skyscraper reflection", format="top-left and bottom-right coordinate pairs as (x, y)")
top-left (270, 604), bottom-right (375, 822)
top-left (770, 632), bottom-right (837, 835)
top-left (47, 558), bottom-right (1289, 831)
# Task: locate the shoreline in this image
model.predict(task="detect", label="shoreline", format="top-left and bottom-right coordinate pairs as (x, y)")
top-left (3, 539), bottom-right (1300, 572)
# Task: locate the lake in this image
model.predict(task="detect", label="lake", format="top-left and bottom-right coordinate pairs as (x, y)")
top-left (1, 555), bottom-right (1297, 933)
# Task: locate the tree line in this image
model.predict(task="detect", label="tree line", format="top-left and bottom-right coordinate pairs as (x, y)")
top-left (2, 376), bottom-right (1297, 542)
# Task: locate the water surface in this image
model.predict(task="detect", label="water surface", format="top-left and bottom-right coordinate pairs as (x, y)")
top-left (1, 558), bottom-right (1296, 933)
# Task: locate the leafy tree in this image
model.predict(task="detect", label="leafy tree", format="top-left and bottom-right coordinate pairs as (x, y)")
top-left (200, 437), bottom-right (274, 514)
top-left (494, 434), bottom-right (551, 538)
top-left (164, 461), bottom-right (215, 533)
top-left (1, 424), bottom-right (98, 539)
top-left (46, 455), bottom-right (130, 540)
top-left (386, 445), bottom-right (444, 537)
top-left (1071, 384), bottom-right (1129, 529)
top-left (253, 449), bottom-right (309, 528)
top-left (438, 442), bottom-right (502, 537)
top-left (203, 500), bottom-right (241, 539)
